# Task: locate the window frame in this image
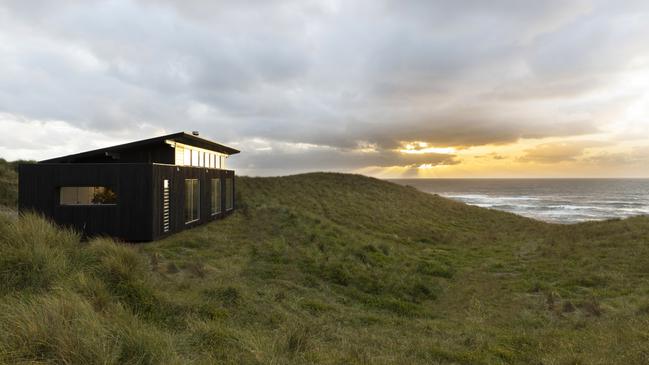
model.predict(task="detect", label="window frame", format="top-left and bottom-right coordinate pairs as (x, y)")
top-left (211, 178), bottom-right (221, 215)
top-left (225, 177), bottom-right (233, 211)
top-left (184, 179), bottom-right (200, 224)
top-left (59, 186), bottom-right (118, 206)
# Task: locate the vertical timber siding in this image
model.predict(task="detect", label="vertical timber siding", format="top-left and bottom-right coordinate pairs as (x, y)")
top-left (18, 163), bottom-right (235, 241)
top-left (19, 163), bottom-right (153, 241)
top-left (151, 164), bottom-right (235, 240)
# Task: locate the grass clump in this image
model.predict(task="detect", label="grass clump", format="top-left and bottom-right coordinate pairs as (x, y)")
top-left (0, 292), bottom-right (115, 364)
top-left (0, 158), bottom-right (19, 208)
top-left (85, 238), bottom-right (160, 317)
top-left (0, 213), bottom-right (79, 294)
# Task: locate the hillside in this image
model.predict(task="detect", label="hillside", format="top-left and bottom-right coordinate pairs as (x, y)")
top-left (1, 172), bottom-right (649, 364)
top-left (0, 159), bottom-right (19, 208)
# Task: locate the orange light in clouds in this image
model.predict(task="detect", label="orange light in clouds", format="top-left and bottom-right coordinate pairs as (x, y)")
top-left (399, 141), bottom-right (456, 155)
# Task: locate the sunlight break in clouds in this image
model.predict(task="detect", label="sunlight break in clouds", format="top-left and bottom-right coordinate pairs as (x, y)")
top-left (0, 0), bottom-right (648, 177)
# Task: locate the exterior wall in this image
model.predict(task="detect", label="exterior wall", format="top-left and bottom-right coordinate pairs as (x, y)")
top-left (19, 163), bottom-right (154, 241)
top-left (151, 164), bottom-right (235, 240)
top-left (18, 163), bottom-right (235, 242)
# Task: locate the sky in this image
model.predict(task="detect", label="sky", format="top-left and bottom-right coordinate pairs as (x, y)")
top-left (1, 0), bottom-right (648, 178)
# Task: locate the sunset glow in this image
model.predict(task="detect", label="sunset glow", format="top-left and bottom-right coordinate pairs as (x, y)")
top-left (0, 1), bottom-right (648, 178)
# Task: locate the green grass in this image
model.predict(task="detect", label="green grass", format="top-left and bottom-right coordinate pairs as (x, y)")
top-left (0, 158), bottom-right (34, 209)
top-left (0, 159), bottom-right (19, 208)
top-left (1, 171), bottom-right (649, 363)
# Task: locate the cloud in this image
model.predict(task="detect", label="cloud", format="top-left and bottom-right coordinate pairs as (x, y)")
top-left (0, 0), bottom-right (648, 175)
top-left (583, 146), bottom-right (649, 165)
top-left (518, 141), bottom-right (609, 163)
top-left (232, 138), bottom-right (459, 176)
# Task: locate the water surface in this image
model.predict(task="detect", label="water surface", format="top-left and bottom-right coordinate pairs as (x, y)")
top-left (390, 179), bottom-right (649, 223)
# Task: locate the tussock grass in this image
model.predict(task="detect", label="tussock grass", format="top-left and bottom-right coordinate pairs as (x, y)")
top-left (0, 213), bottom-right (79, 294)
top-left (0, 159), bottom-right (19, 208)
top-left (0, 291), bottom-right (115, 364)
top-left (0, 172), bottom-right (648, 363)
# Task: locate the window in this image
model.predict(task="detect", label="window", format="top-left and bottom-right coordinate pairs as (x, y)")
top-left (184, 179), bottom-right (200, 223)
top-left (175, 146), bottom-right (184, 165)
top-left (173, 143), bottom-right (223, 168)
top-left (225, 177), bottom-right (233, 211)
top-left (183, 148), bottom-right (191, 166)
top-left (211, 178), bottom-right (221, 215)
top-left (191, 150), bottom-right (199, 167)
top-left (162, 179), bottom-right (170, 233)
top-left (60, 186), bottom-right (117, 205)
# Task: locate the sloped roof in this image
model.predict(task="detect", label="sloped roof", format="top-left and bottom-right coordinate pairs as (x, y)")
top-left (40, 132), bottom-right (240, 163)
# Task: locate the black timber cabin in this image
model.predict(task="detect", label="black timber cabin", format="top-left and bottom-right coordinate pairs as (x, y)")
top-left (18, 132), bottom-right (239, 241)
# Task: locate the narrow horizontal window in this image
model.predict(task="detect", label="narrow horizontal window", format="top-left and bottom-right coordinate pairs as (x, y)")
top-left (60, 186), bottom-right (117, 205)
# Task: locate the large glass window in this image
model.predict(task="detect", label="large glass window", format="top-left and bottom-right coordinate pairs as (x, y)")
top-left (184, 179), bottom-right (200, 223)
top-left (60, 186), bottom-right (117, 205)
top-left (225, 177), bottom-right (233, 211)
top-left (211, 178), bottom-right (221, 215)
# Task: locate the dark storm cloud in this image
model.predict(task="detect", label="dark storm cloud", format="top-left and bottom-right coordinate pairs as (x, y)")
top-left (0, 0), bottom-right (648, 174)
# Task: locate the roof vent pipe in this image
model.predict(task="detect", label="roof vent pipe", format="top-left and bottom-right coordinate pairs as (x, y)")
top-left (192, 131), bottom-right (200, 136)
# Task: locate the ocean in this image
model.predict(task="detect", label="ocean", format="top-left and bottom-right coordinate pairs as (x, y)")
top-left (390, 178), bottom-right (649, 224)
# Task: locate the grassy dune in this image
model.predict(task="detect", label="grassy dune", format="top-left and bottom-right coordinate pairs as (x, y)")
top-left (0, 159), bottom-right (19, 208)
top-left (1, 172), bottom-right (649, 364)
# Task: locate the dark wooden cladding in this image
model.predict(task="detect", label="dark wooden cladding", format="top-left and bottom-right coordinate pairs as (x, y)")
top-left (19, 163), bottom-right (235, 242)
top-left (151, 164), bottom-right (235, 240)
